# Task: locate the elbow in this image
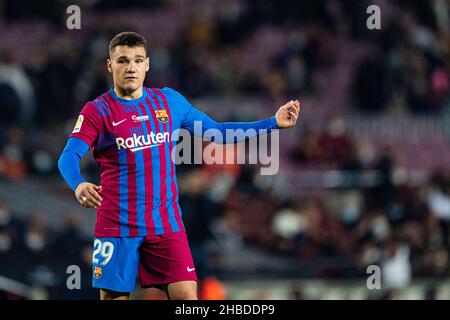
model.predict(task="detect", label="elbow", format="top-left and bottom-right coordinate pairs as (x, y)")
top-left (57, 152), bottom-right (65, 176)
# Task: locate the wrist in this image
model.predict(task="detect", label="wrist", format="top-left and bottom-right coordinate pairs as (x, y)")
top-left (72, 179), bottom-right (87, 192)
top-left (271, 114), bottom-right (280, 129)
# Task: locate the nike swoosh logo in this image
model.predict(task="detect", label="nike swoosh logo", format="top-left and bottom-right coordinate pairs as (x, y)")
top-left (112, 119), bottom-right (127, 126)
top-left (187, 267), bottom-right (195, 272)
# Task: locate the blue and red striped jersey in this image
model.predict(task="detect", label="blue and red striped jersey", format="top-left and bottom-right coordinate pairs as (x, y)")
top-left (69, 87), bottom-right (278, 237)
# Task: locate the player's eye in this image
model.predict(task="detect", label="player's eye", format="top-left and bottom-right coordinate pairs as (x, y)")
top-left (136, 59), bottom-right (143, 63)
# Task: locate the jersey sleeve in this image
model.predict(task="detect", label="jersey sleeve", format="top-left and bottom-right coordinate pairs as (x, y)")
top-left (162, 87), bottom-right (195, 129)
top-left (164, 87), bottom-right (279, 143)
top-left (69, 102), bottom-right (102, 148)
top-left (58, 137), bottom-right (89, 191)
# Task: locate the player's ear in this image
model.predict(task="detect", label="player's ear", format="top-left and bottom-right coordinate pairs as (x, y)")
top-left (145, 57), bottom-right (150, 72)
top-left (107, 58), bottom-right (113, 73)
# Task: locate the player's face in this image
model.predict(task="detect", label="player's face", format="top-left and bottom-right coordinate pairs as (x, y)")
top-left (107, 45), bottom-right (149, 93)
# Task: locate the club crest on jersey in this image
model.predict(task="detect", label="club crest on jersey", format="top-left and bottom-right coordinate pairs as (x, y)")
top-left (94, 266), bottom-right (103, 279)
top-left (155, 110), bottom-right (168, 123)
top-left (72, 115), bottom-right (84, 133)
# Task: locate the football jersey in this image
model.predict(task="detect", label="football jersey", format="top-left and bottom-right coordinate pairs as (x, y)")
top-left (69, 87), bottom-right (278, 237)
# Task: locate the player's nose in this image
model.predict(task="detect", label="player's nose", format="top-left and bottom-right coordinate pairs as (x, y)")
top-left (126, 66), bottom-right (136, 73)
top-left (126, 63), bottom-right (137, 73)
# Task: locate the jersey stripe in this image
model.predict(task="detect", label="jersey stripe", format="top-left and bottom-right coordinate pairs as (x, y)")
top-left (152, 88), bottom-right (185, 231)
top-left (130, 121), bottom-right (147, 236)
top-left (118, 148), bottom-right (129, 236)
top-left (126, 131), bottom-right (138, 237)
top-left (140, 98), bottom-right (165, 235)
top-left (100, 93), bottom-right (122, 236)
top-left (104, 94), bottom-right (132, 237)
top-left (147, 89), bottom-right (179, 232)
top-left (144, 95), bottom-right (173, 233)
top-left (137, 102), bottom-right (157, 235)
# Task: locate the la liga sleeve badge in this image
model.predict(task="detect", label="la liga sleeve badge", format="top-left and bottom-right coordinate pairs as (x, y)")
top-left (72, 115), bottom-right (84, 133)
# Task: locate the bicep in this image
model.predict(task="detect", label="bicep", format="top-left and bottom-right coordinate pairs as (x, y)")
top-left (182, 107), bottom-right (220, 135)
top-left (64, 137), bottom-right (90, 157)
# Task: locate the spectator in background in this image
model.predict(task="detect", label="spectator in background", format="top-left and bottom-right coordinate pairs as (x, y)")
top-left (0, 126), bottom-right (28, 181)
top-left (271, 200), bottom-right (307, 253)
top-left (209, 210), bottom-right (245, 274)
top-left (426, 171), bottom-right (450, 249)
top-left (179, 169), bottom-right (218, 280)
top-left (317, 117), bottom-right (354, 168)
top-left (381, 239), bottom-right (412, 290)
top-left (354, 45), bottom-right (388, 113)
top-left (367, 145), bottom-right (396, 212)
top-left (289, 126), bottom-right (321, 165)
top-left (20, 211), bottom-right (54, 255)
top-left (0, 199), bottom-right (23, 255)
top-left (53, 210), bottom-right (86, 255)
top-left (0, 50), bottom-right (36, 126)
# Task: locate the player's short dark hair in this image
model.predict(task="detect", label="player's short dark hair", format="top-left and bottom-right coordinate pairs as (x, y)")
top-left (109, 32), bottom-right (147, 56)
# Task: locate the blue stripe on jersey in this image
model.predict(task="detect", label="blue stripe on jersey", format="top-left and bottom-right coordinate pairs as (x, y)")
top-left (150, 92), bottom-right (180, 233)
top-left (122, 104), bottom-right (137, 113)
top-left (172, 166), bottom-right (182, 217)
top-left (94, 96), bottom-right (111, 117)
top-left (141, 99), bottom-right (164, 235)
top-left (133, 107), bottom-right (148, 236)
top-left (118, 149), bottom-right (129, 236)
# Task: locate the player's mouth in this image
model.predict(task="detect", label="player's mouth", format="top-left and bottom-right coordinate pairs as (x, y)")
top-left (124, 76), bottom-right (138, 81)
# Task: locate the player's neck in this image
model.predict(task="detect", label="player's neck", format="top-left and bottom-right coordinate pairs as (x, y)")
top-left (113, 86), bottom-right (143, 100)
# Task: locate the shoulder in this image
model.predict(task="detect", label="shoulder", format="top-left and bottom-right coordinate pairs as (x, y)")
top-left (82, 93), bottom-right (111, 117)
top-left (157, 87), bottom-right (192, 106)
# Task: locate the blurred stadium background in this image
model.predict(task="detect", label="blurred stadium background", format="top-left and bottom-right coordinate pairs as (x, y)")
top-left (1, 0), bottom-right (450, 300)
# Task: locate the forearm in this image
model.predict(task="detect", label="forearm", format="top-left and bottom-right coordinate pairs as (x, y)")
top-left (198, 115), bottom-right (279, 144)
top-left (57, 137), bottom-right (89, 191)
top-left (218, 115), bottom-right (278, 143)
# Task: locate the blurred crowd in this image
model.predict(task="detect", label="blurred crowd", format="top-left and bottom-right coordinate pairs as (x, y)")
top-left (0, 0), bottom-right (450, 299)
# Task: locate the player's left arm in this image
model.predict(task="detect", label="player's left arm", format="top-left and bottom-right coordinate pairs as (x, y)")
top-left (183, 99), bottom-right (301, 143)
top-left (165, 87), bottom-right (300, 143)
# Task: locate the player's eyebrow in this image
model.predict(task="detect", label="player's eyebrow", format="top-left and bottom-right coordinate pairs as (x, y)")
top-left (116, 55), bottom-right (146, 60)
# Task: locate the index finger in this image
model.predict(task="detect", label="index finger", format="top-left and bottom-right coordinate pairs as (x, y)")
top-left (293, 101), bottom-right (300, 114)
top-left (87, 186), bottom-right (102, 202)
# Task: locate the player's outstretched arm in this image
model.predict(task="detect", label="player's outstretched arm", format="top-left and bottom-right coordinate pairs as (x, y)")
top-left (58, 137), bottom-right (102, 209)
top-left (181, 100), bottom-right (299, 144)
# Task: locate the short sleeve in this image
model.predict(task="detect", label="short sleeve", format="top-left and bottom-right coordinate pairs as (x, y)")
top-left (69, 102), bottom-right (102, 148)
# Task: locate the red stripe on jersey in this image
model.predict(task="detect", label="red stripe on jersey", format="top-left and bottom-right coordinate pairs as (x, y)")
top-left (150, 88), bottom-right (185, 232)
top-left (126, 146), bottom-right (138, 237)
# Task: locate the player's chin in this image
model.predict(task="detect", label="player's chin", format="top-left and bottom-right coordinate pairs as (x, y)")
top-left (121, 81), bottom-right (140, 91)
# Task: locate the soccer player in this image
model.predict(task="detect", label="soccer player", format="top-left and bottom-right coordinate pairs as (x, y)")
top-left (58, 32), bottom-right (300, 300)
